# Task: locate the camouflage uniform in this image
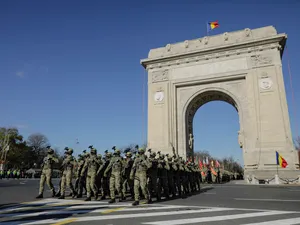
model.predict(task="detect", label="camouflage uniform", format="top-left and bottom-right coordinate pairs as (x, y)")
top-left (75, 154), bottom-right (86, 198)
top-left (59, 148), bottom-right (77, 199)
top-left (36, 147), bottom-right (58, 198)
top-left (130, 148), bottom-right (151, 206)
top-left (104, 149), bottom-right (123, 203)
top-left (81, 148), bottom-right (101, 201)
top-left (122, 152), bottom-right (134, 200)
top-left (147, 151), bottom-right (158, 200)
top-left (97, 151), bottom-right (112, 200)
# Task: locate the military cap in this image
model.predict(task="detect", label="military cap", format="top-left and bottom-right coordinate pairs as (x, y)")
top-left (83, 150), bottom-right (87, 153)
top-left (138, 148), bottom-right (145, 154)
top-left (112, 146), bottom-right (116, 150)
top-left (90, 148), bottom-right (97, 154)
top-left (135, 145), bottom-right (139, 149)
top-left (64, 147), bottom-right (69, 151)
top-left (68, 148), bottom-right (74, 154)
top-left (46, 145), bottom-right (51, 149)
top-left (78, 154), bottom-right (82, 158)
top-left (104, 150), bottom-right (108, 153)
top-left (88, 145), bottom-right (93, 149)
top-left (114, 149), bottom-right (121, 155)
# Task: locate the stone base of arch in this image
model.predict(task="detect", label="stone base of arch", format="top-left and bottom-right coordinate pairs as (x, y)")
top-left (141, 26), bottom-right (299, 182)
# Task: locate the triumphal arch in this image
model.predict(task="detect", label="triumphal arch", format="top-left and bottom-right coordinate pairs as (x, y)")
top-left (141, 26), bottom-right (299, 181)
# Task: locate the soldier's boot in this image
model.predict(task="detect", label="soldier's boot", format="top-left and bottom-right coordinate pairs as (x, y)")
top-left (51, 190), bottom-right (56, 197)
top-left (132, 201), bottom-right (139, 206)
top-left (76, 193), bottom-right (82, 198)
top-left (84, 196), bottom-right (91, 201)
top-left (72, 191), bottom-right (78, 199)
top-left (108, 198), bottom-right (116, 204)
top-left (55, 192), bottom-right (61, 197)
top-left (100, 195), bottom-right (106, 200)
top-left (36, 193), bottom-right (43, 199)
top-left (94, 193), bottom-right (98, 201)
top-left (68, 193), bottom-right (72, 197)
top-left (58, 195), bottom-right (65, 199)
top-left (145, 198), bottom-right (152, 204)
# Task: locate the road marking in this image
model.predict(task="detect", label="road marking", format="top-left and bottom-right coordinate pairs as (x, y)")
top-left (50, 218), bottom-right (77, 225)
top-left (23, 208), bottom-right (236, 224)
top-left (235, 198), bottom-right (300, 202)
top-left (101, 207), bottom-right (125, 214)
top-left (20, 182), bottom-right (26, 184)
top-left (142, 211), bottom-right (295, 225)
top-left (203, 192), bottom-right (216, 194)
top-left (2, 205), bottom-right (191, 218)
top-left (240, 217), bottom-right (300, 225)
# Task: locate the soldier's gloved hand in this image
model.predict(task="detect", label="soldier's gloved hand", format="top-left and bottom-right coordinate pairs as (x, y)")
top-left (103, 173), bottom-right (107, 178)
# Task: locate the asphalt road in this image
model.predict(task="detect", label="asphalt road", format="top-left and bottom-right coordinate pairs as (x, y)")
top-left (1, 178), bottom-right (300, 225)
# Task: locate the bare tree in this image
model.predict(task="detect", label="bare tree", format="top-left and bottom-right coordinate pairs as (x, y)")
top-left (27, 133), bottom-right (50, 161)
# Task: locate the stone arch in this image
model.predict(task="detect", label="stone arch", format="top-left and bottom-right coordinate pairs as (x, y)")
top-left (183, 87), bottom-right (243, 158)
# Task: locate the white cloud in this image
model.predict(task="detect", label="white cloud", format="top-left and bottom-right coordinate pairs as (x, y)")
top-left (16, 71), bottom-right (25, 78)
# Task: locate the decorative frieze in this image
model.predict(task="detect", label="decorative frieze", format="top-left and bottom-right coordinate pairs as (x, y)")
top-left (146, 43), bottom-right (277, 70)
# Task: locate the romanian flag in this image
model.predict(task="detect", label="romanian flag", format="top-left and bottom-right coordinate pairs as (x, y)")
top-left (276, 151), bottom-right (288, 168)
top-left (207, 21), bottom-right (219, 32)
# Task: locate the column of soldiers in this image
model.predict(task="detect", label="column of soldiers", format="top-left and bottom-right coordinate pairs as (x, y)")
top-left (36, 145), bottom-right (202, 206)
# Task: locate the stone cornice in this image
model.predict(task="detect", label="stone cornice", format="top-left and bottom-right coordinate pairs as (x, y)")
top-left (141, 34), bottom-right (286, 70)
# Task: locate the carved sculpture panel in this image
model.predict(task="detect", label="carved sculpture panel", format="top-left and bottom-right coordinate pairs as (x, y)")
top-left (250, 54), bottom-right (273, 67)
top-left (152, 70), bottom-right (169, 83)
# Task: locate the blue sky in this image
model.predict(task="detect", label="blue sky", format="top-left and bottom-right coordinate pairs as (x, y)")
top-left (1, 1), bottom-right (299, 164)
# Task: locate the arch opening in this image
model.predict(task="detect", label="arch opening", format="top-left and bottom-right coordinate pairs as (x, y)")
top-left (185, 90), bottom-right (241, 159)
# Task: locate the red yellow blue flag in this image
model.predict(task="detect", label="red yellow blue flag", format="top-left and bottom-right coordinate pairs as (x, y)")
top-left (276, 151), bottom-right (288, 168)
top-left (207, 21), bottom-right (219, 33)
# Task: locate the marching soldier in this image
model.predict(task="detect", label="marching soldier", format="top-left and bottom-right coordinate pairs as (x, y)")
top-left (55, 147), bottom-right (69, 197)
top-left (122, 151), bottom-right (134, 200)
top-left (97, 150), bottom-right (112, 200)
top-left (36, 146), bottom-right (58, 198)
top-left (81, 146), bottom-right (101, 201)
top-left (130, 148), bottom-right (152, 206)
top-left (104, 147), bottom-right (123, 203)
top-left (58, 148), bottom-right (77, 199)
top-left (75, 154), bottom-right (86, 198)
top-left (147, 150), bottom-right (158, 201)
top-left (157, 153), bottom-right (170, 200)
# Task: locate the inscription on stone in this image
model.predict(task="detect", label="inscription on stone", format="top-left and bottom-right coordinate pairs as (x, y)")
top-left (152, 70), bottom-right (169, 83)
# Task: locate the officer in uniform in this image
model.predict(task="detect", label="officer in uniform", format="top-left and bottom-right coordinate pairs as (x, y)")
top-left (104, 147), bottom-right (123, 203)
top-left (36, 146), bottom-right (59, 198)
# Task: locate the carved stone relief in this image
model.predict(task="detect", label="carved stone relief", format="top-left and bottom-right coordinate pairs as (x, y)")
top-left (244, 28), bottom-right (251, 37)
top-left (152, 70), bottom-right (169, 83)
top-left (223, 32), bottom-right (229, 41)
top-left (250, 54), bottom-right (272, 67)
